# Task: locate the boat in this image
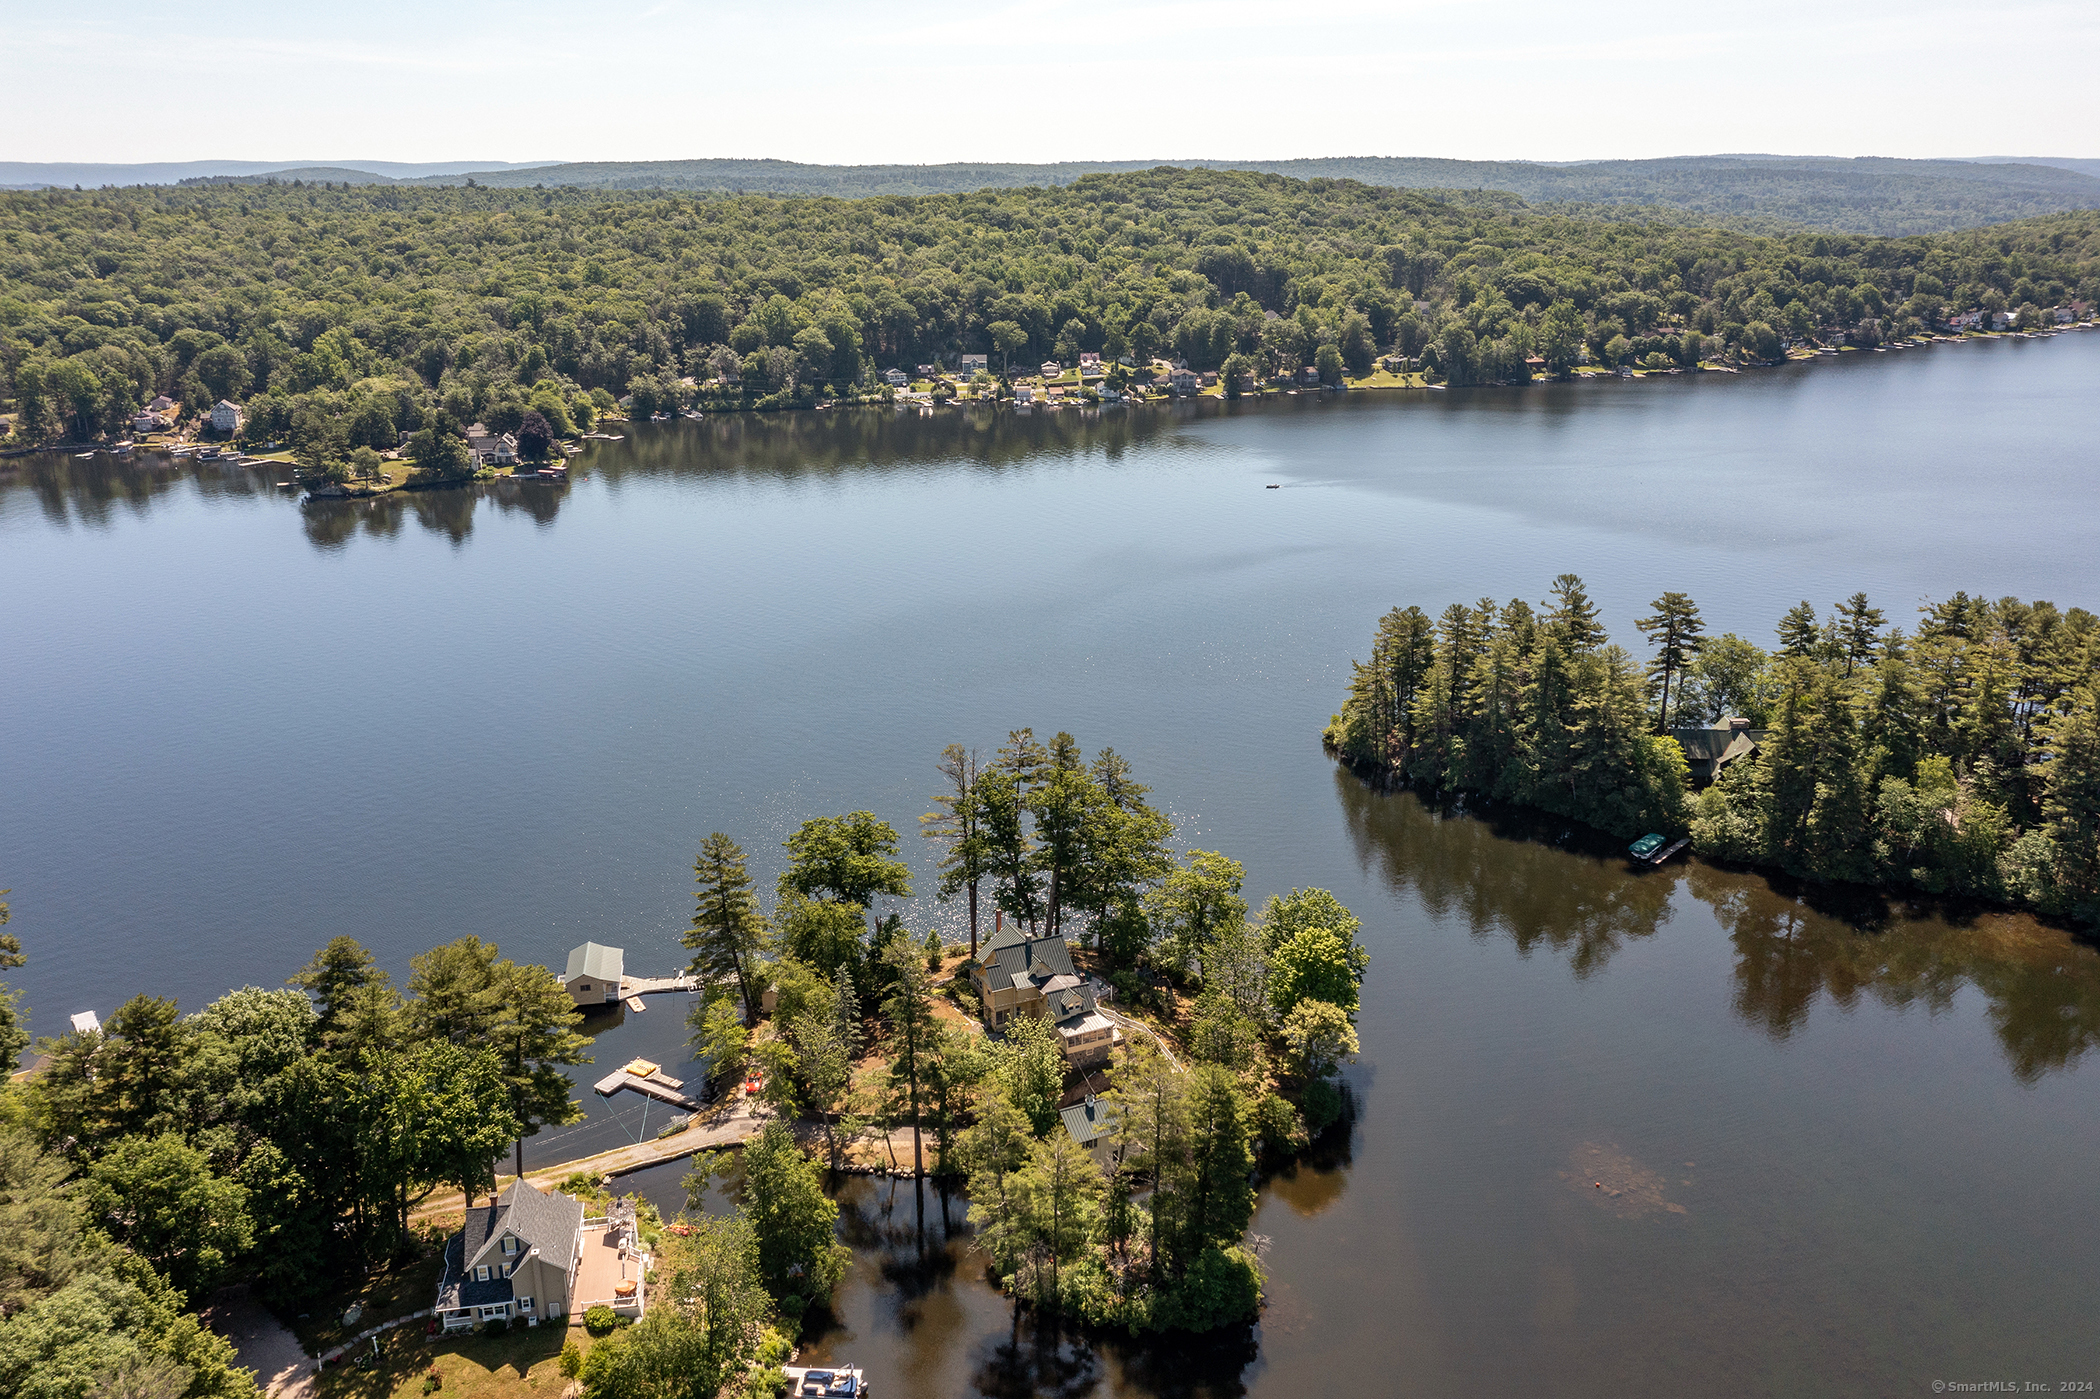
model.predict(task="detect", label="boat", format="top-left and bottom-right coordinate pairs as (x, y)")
top-left (1628, 833), bottom-right (1690, 865)
top-left (74, 451), bottom-right (96, 459)
top-left (784, 1365), bottom-right (866, 1397)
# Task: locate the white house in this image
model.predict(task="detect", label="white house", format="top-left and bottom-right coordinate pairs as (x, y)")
top-left (465, 423), bottom-right (519, 466)
top-left (1039, 360), bottom-right (1063, 378)
top-left (211, 400), bottom-right (243, 433)
top-left (960, 353), bottom-right (988, 376)
top-left (1078, 352), bottom-right (1102, 374)
top-left (883, 368), bottom-right (910, 387)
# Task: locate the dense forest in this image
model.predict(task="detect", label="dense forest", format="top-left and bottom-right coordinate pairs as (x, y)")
top-left (1326, 579), bottom-right (2100, 927)
top-left (3, 169), bottom-right (2096, 459)
top-left (164, 155), bottom-right (2100, 238)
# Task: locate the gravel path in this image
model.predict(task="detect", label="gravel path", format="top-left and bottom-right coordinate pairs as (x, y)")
top-left (202, 1285), bottom-right (314, 1399)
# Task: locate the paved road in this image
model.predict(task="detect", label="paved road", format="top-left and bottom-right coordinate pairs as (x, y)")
top-left (411, 1099), bottom-right (774, 1225)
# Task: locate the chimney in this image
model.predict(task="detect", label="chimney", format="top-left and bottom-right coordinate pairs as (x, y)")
top-left (995, 910), bottom-right (1003, 937)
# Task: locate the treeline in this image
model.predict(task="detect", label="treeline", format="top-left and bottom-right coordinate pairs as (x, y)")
top-left (0, 928), bottom-right (593, 1398)
top-left (1327, 579), bottom-right (2100, 924)
top-left (4, 169), bottom-right (2096, 450)
top-left (684, 731), bottom-right (1369, 1332)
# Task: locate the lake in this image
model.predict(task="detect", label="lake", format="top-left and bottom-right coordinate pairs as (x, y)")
top-left (4, 333), bottom-right (2098, 1394)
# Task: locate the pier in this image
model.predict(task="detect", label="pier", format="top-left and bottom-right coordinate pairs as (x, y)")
top-left (592, 1057), bottom-right (703, 1111)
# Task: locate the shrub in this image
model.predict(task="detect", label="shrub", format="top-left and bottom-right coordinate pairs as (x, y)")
top-left (481, 1316), bottom-right (507, 1337)
top-left (1150, 1245), bottom-right (1264, 1332)
top-left (583, 1305), bottom-right (617, 1337)
top-left (1296, 1076), bottom-right (1346, 1135)
top-left (558, 1339), bottom-right (582, 1378)
top-left (421, 1369), bottom-right (442, 1394)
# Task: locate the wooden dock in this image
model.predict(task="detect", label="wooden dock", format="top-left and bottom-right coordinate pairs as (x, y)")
top-left (593, 1062), bottom-right (702, 1111)
top-left (621, 973), bottom-right (699, 997)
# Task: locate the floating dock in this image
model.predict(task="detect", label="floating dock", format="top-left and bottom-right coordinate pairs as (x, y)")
top-left (593, 1058), bottom-right (702, 1110)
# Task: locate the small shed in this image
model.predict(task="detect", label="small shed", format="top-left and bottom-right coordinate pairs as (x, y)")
top-left (1060, 1095), bottom-right (1118, 1164)
top-left (565, 943), bottom-right (625, 1006)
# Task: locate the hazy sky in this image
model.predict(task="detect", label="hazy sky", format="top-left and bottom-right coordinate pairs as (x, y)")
top-left (9, 0), bottom-right (2095, 164)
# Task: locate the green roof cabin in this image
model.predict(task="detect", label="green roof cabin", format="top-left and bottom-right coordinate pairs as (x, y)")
top-left (564, 943), bottom-right (625, 1007)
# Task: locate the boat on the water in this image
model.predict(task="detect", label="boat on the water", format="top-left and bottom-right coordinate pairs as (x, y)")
top-left (1628, 832), bottom-right (1690, 865)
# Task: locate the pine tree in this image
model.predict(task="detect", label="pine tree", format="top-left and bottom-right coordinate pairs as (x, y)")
top-left (687, 832), bottom-right (768, 1022)
top-left (1546, 573), bottom-right (1606, 654)
top-left (921, 744), bottom-right (988, 955)
top-left (1776, 601), bottom-right (1820, 658)
top-left (1833, 592), bottom-right (1886, 676)
top-left (1635, 591), bottom-right (1706, 731)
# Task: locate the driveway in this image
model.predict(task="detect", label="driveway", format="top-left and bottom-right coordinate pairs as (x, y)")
top-left (202, 1285), bottom-right (313, 1399)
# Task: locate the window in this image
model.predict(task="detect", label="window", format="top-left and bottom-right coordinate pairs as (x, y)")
top-left (474, 1265), bottom-right (489, 1282)
top-left (517, 1297), bottom-right (534, 1313)
top-left (501, 1235), bottom-right (518, 1256)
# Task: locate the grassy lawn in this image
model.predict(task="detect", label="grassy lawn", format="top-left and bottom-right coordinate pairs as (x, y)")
top-left (317, 1322), bottom-right (582, 1399)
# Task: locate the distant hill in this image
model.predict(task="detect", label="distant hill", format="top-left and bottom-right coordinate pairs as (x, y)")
top-left (0, 158), bottom-right (558, 189)
top-left (401, 154), bottom-right (2100, 236)
top-left (177, 166), bottom-right (409, 187)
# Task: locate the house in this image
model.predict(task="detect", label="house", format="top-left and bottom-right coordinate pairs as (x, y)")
top-left (211, 400), bottom-right (243, 433)
top-left (1059, 1094), bottom-right (1118, 1164)
top-left (960, 353), bottom-right (988, 376)
top-left (1991, 310), bottom-right (2014, 331)
top-left (564, 942), bottom-right (625, 1007)
top-left (132, 412), bottom-right (170, 434)
top-left (465, 423), bottom-right (518, 466)
top-left (149, 395), bottom-right (175, 413)
top-left (1198, 371), bottom-right (1217, 388)
top-left (2054, 306), bottom-right (2075, 325)
top-left (1167, 368), bottom-right (1198, 394)
top-left (1040, 360), bottom-right (1063, 378)
top-left (435, 1179), bottom-right (585, 1331)
top-left (968, 922), bottom-right (1123, 1066)
top-left (1014, 385), bottom-right (1035, 404)
top-left (1670, 717), bottom-right (1766, 784)
top-left (883, 368), bottom-right (910, 387)
top-left (1299, 365), bottom-right (1321, 386)
top-left (1523, 356), bottom-right (1547, 376)
top-left (916, 363), bottom-right (937, 378)
top-left (1078, 352), bottom-right (1102, 373)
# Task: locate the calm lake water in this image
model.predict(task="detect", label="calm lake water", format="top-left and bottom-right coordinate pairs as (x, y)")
top-left (4, 334), bottom-right (2099, 1394)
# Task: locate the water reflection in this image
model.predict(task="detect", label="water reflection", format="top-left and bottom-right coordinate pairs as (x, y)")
top-left (1337, 770), bottom-right (2100, 1082)
top-left (1334, 769), bottom-right (1673, 977)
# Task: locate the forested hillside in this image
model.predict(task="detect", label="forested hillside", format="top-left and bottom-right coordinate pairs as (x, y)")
top-left (1326, 580), bottom-right (2100, 927)
top-left (3, 169), bottom-right (2096, 457)
top-left (358, 155), bottom-right (2100, 237)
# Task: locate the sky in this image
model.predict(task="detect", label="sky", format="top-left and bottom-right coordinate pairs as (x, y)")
top-left (7, 0), bottom-right (2096, 165)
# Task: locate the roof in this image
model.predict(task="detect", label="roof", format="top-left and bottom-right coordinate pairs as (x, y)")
top-left (1669, 725), bottom-right (1765, 779)
top-left (978, 930), bottom-right (1076, 995)
top-left (436, 1180), bottom-right (584, 1312)
top-left (566, 942), bottom-right (624, 983)
top-left (1060, 1097), bottom-right (1117, 1146)
top-left (214, 399), bottom-right (241, 411)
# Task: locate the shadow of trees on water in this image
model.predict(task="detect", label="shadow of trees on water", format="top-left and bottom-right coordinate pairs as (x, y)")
top-left (1335, 766), bottom-right (2100, 1084)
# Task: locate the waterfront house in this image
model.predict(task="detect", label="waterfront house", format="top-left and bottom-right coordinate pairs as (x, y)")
top-left (968, 922), bottom-right (1123, 1067)
top-left (1299, 365), bottom-right (1321, 385)
top-left (1991, 310), bottom-right (2014, 331)
top-left (132, 411), bottom-right (170, 434)
top-left (435, 1180), bottom-right (585, 1330)
top-left (916, 363), bottom-right (937, 378)
top-left (1167, 368), bottom-right (1198, 395)
top-left (149, 395), bottom-right (176, 414)
top-left (1014, 385), bottom-right (1035, 404)
top-left (883, 368), bottom-right (909, 387)
top-left (211, 400), bottom-right (243, 433)
top-left (1040, 360), bottom-right (1063, 379)
top-left (1060, 1094), bottom-right (1118, 1164)
top-left (1078, 352), bottom-right (1102, 374)
top-left (564, 942), bottom-right (625, 1007)
top-left (1670, 717), bottom-right (1765, 784)
top-left (960, 353), bottom-right (988, 376)
top-left (465, 423), bottom-right (518, 466)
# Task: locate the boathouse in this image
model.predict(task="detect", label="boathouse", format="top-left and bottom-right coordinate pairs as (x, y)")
top-left (565, 942), bottom-right (625, 1006)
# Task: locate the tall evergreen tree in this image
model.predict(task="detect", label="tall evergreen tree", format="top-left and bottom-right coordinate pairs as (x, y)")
top-left (1635, 591), bottom-right (1706, 731)
top-left (921, 745), bottom-right (989, 956)
top-left (1546, 573), bottom-right (1606, 654)
top-left (686, 832), bottom-right (768, 1023)
top-left (1833, 592), bottom-right (1886, 676)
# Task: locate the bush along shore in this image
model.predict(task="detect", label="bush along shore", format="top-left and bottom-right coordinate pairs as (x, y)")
top-left (1325, 576), bottom-right (2100, 928)
top-left (684, 731), bottom-right (1369, 1335)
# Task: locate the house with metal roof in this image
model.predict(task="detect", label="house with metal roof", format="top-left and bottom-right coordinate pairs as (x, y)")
top-left (1670, 717), bottom-right (1767, 785)
top-left (1059, 1094), bottom-right (1119, 1164)
top-left (564, 942), bottom-right (625, 1007)
top-left (969, 922), bottom-right (1123, 1067)
top-left (434, 1180), bottom-right (585, 1331)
